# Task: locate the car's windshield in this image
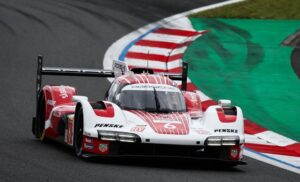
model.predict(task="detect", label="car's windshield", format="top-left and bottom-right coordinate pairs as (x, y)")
top-left (117, 84), bottom-right (186, 112)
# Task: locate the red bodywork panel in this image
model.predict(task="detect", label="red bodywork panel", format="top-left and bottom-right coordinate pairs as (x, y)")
top-left (183, 91), bottom-right (202, 119)
top-left (42, 86), bottom-right (77, 138)
top-left (201, 100), bottom-right (217, 112)
top-left (82, 136), bottom-right (110, 155)
top-left (229, 145), bottom-right (242, 160)
top-left (43, 85), bottom-right (76, 120)
top-left (94, 102), bottom-right (115, 118)
top-left (42, 86), bottom-right (116, 142)
top-left (216, 108), bottom-right (237, 123)
top-left (46, 103), bottom-right (76, 138)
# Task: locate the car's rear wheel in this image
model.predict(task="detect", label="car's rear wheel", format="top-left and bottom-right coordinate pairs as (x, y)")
top-left (74, 106), bottom-right (84, 157)
top-left (33, 93), bottom-right (47, 142)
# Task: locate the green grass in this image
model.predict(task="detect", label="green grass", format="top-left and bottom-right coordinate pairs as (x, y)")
top-left (184, 18), bottom-right (300, 141)
top-left (191, 0), bottom-right (300, 19)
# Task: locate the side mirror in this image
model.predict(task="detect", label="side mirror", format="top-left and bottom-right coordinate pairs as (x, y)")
top-left (115, 93), bottom-right (120, 101)
top-left (72, 95), bottom-right (88, 102)
top-left (218, 99), bottom-right (231, 107)
top-left (115, 93), bottom-right (121, 105)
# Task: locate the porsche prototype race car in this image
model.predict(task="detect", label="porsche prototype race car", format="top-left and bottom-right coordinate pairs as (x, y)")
top-left (32, 56), bottom-right (245, 165)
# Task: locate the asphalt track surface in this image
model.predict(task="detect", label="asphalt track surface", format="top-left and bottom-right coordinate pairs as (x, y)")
top-left (0, 0), bottom-right (299, 181)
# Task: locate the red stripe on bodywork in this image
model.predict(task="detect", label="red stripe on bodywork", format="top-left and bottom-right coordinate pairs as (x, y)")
top-left (245, 143), bottom-right (300, 157)
top-left (131, 110), bottom-right (158, 133)
top-left (154, 28), bottom-right (207, 37)
top-left (126, 52), bottom-right (183, 63)
top-left (129, 110), bottom-right (189, 135)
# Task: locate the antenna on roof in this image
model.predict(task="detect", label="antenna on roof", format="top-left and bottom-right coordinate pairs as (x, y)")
top-left (146, 50), bottom-right (150, 74)
top-left (167, 51), bottom-right (171, 73)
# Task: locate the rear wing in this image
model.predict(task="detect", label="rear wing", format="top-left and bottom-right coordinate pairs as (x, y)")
top-left (35, 55), bottom-right (115, 104)
top-left (35, 55), bottom-right (188, 103)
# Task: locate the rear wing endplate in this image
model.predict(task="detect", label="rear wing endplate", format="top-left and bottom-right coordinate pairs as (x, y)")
top-left (35, 55), bottom-right (115, 105)
top-left (162, 62), bottom-right (188, 90)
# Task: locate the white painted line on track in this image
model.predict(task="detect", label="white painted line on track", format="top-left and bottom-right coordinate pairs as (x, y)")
top-left (244, 148), bottom-right (300, 174)
top-left (142, 33), bottom-right (192, 43)
top-left (255, 131), bottom-right (297, 147)
top-left (267, 153), bottom-right (300, 168)
top-left (245, 134), bottom-right (274, 146)
top-left (129, 45), bottom-right (187, 56)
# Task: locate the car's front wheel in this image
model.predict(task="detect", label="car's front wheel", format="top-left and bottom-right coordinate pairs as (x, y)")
top-left (74, 106), bottom-right (84, 157)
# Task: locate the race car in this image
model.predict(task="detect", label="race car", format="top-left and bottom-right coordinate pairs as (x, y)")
top-left (32, 55), bottom-right (245, 165)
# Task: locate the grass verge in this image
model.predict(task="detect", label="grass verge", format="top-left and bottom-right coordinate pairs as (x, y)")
top-left (191, 0), bottom-right (300, 19)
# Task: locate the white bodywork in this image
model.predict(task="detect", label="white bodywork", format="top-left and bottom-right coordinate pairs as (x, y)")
top-left (73, 95), bottom-right (244, 146)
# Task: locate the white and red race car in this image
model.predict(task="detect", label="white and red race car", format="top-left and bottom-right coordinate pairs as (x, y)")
top-left (32, 56), bottom-right (245, 165)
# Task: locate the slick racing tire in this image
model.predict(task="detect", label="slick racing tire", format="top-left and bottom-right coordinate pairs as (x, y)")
top-left (74, 105), bottom-right (85, 157)
top-left (34, 93), bottom-right (47, 142)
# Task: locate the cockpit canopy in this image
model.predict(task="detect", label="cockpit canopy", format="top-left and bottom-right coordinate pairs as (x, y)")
top-left (116, 84), bottom-right (186, 113)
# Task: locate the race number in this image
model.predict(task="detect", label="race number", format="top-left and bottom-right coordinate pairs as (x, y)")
top-left (164, 123), bottom-right (176, 130)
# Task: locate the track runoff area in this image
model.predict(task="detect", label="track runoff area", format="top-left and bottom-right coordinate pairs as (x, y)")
top-left (104, 0), bottom-right (300, 174)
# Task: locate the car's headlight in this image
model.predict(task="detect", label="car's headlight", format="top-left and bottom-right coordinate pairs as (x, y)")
top-left (98, 131), bottom-right (139, 143)
top-left (206, 136), bottom-right (239, 146)
top-left (206, 136), bottom-right (222, 146)
top-left (117, 133), bottom-right (137, 143)
top-left (98, 131), bottom-right (118, 141)
top-left (221, 136), bottom-right (240, 146)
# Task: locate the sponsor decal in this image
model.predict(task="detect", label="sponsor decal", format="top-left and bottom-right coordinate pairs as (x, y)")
top-left (65, 117), bottom-right (74, 146)
top-left (59, 86), bottom-right (68, 99)
top-left (47, 99), bottom-right (56, 106)
top-left (99, 143), bottom-right (108, 153)
top-left (84, 143), bottom-right (94, 150)
top-left (214, 129), bottom-right (238, 133)
top-left (94, 123), bottom-right (123, 128)
top-left (131, 125), bottom-right (146, 132)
